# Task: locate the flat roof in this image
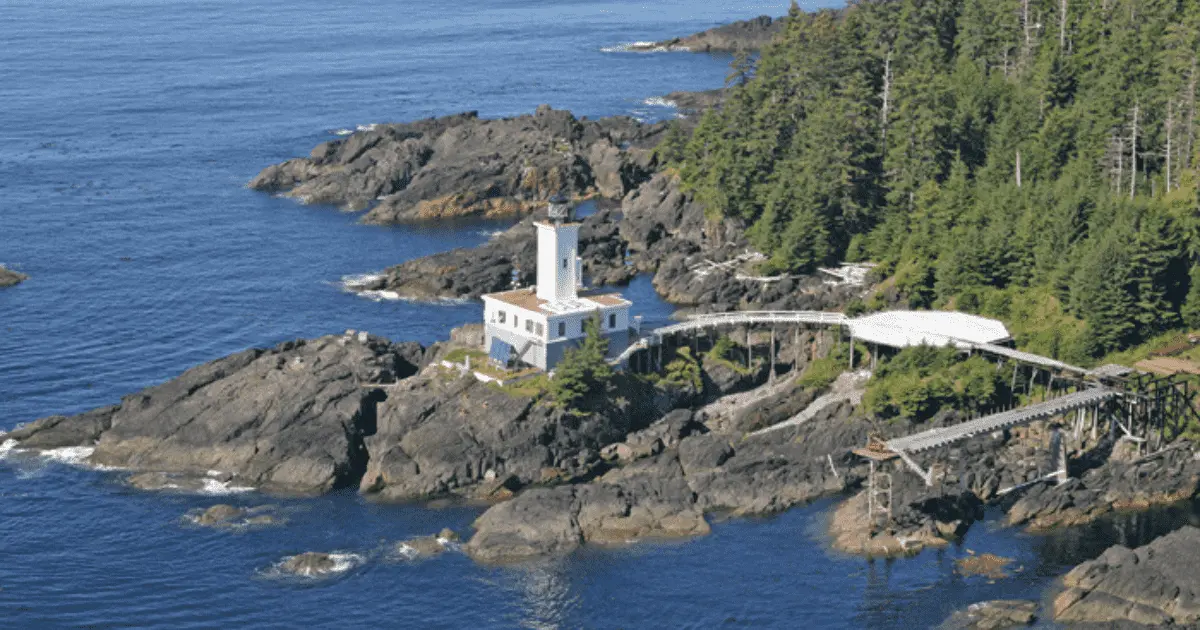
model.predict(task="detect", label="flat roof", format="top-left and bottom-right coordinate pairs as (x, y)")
top-left (483, 287), bottom-right (630, 316)
top-left (848, 310), bottom-right (1010, 349)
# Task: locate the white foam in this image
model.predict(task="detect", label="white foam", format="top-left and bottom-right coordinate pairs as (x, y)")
top-left (476, 229), bottom-right (505, 238)
top-left (394, 543), bottom-right (420, 560)
top-left (341, 272), bottom-right (384, 289)
top-left (268, 552), bottom-right (366, 578)
top-left (38, 446), bottom-right (95, 466)
top-left (643, 97), bottom-right (677, 108)
top-left (198, 478), bottom-right (255, 495)
top-left (0, 439), bottom-right (17, 460)
top-left (356, 124), bottom-right (378, 132)
top-left (601, 42), bottom-right (688, 53)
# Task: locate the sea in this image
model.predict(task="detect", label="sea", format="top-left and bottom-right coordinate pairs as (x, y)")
top-left (1, 1), bottom-right (1196, 628)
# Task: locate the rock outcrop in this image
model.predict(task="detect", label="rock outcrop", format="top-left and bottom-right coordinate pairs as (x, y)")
top-left (0, 265), bottom-right (27, 287)
top-left (1053, 526), bottom-right (1200, 626)
top-left (348, 203), bottom-right (632, 300)
top-left (941, 600), bottom-right (1037, 629)
top-left (628, 15), bottom-right (786, 53)
top-left (1006, 441), bottom-right (1200, 530)
top-left (464, 396), bottom-right (869, 563)
top-left (359, 370), bottom-right (659, 502)
top-left (2, 332), bottom-right (424, 494)
top-left (249, 107), bottom-right (665, 222)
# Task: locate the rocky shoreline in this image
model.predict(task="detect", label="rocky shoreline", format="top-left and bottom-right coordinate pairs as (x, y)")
top-left (249, 106), bottom-right (664, 223)
top-left (8, 318), bottom-right (1200, 624)
top-left (625, 15), bottom-right (786, 53)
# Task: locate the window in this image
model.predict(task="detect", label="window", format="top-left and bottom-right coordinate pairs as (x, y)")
top-left (558, 322), bottom-right (566, 337)
top-left (562, 257), bottom-right (568, 269)
top-left (497, 310), bottom-right (506, 324)
top-left (526, 319), bottom-right (534, 333)
top-left (580, 320), bottom-right (585, 334)
top-left (535, 323), bottom-right (544, 336)
top-left (513, 315), bottom-right (518, 329)
top-left (609, 313), bottom-right (617, 329)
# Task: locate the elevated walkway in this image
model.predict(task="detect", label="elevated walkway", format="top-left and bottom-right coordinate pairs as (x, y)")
top-left (613, 309), bottom-right (1093, 376)
top-left (884, 387), bottom-right (1118, 484)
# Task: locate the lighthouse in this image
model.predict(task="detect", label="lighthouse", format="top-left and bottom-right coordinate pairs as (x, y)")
top-left (481, 195), bottom-right (634, 371)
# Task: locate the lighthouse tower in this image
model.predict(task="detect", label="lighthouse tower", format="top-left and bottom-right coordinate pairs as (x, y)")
top-left (535, 195), bottom-right (583, 301)
top-left (480, 194), bottom-right (635, 371)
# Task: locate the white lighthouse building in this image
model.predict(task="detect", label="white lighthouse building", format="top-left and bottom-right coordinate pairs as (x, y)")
top-left (482, 195), bottom-right (635, 371)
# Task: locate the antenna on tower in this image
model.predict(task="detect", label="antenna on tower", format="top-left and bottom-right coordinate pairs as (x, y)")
top-left (547, 193), bottom-right (571, 224)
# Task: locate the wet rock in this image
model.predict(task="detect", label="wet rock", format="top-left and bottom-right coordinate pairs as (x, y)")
top-left (955, 553), bottom-right (1014, 580)
top-left (941, 600), bottom-right (1036, 629)
top-left (195, 504), bottom-right (245, 526)
top-left (280, 552), bottom-right (339, 577)
top-left (249, 108), bottom-right (665, 222)
top-left (1053, 526), bottom-right (1200, 626)
top-left (7, 333), bottom-right (424, 495)
top-left (1, 406), bottom-right (117, 450)
top-left (0, 265), bottom-right (28, 288)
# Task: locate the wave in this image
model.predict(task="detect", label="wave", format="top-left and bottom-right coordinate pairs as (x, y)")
top-left (199, 477), bottom-right (256, 495)
top-left (330, 123), bottom-right (379, 137)
top-left (0, 439), bottom-right (17, 460)
top-left (601, 42), bottom-right (687, 53)
top-left (341, 272), bottom-right (384, 289)
top-left (642, 97), bottom-right (678, 108)
top-left (37, 445), bottom-right (96, 466)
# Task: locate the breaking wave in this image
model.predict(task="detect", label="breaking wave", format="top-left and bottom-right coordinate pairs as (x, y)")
top-left (643, 97), bottom-right (677, 108)
top-left (601, 41), bottom-right (687, 53)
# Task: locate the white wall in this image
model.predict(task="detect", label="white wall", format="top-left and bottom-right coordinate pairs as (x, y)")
top-left (535, 222), bottom-right (579, 302)
top-left (483, 298), bottom-right (547, 340)
top-left (546, 306), bottom-right (630, 341)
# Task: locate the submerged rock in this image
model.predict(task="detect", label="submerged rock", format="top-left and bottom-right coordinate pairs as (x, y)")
top-left (1053, 526), bottom-right (1200, 626)
top-left (941, 600), bottom-right (1036, 629)
top-left (249, 107), bottom-right (664, 223)
top-left (278, 552), bottom-right (353, 577)
top-left (0, 265), bottom-right (28, 288)
top-left (396, 529), bottom-right (460, 559)
top-left (188, 504), bottom-right (285, 529)
top-left (195, 504), bottom-right (245, 526)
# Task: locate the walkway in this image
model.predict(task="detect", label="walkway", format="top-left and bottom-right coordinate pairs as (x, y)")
top-left (884, 387), bottom-right (1119, 484)
top-left (613, 309), bottom-right (1094, 376)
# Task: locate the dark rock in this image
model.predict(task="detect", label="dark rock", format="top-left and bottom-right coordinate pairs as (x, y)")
top-left (941, 600), bottom-right (1037, 629)
top-left (249, 108), bottom-right (666, 223)
top-left (5, 332), bottom-right (423, 495)
top-left (355, 204), bottom-right (631, 300)
top-left (1053, 526), bottom-right (1200, 625)
top-left (464, 453), bottom-right (709, 563)
top-left (0, 265), bottom-right (28, 288)
top-left (194, 504), bottom-right (245, 526)
top-left (629, 15), bottom-right (786, 53)
top-left (1006, 441), bottom-right (1200, 530)
top-left (2, 406), bottom-right (117, 449)
top-left (662, 89), bottom-right (727, 116)
top-left (279, 552), bottom-right (347, 577)
top-left (359, 371), bottom-right (659, 501)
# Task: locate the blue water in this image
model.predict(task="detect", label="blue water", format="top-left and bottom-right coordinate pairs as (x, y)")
top-left (0, 0), bottom-right (1171, 627)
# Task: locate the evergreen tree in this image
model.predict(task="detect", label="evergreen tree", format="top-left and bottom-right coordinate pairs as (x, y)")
top-left (550, 314), bottom-right (612, 408)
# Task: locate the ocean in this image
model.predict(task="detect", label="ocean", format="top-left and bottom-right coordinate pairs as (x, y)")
top-left (0, 0), bottom-right (1189, 627)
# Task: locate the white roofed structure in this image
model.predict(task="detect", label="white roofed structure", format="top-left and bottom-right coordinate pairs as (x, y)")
top-left (847, 310), bottom-right (1011, 349)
